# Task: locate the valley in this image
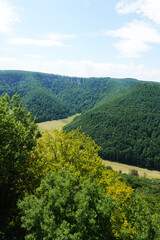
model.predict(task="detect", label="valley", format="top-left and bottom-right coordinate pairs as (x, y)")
top-left (102, 160), bottom-right (160, 179)
top-left (37, 113), bottom-right (80, 131)
top-left (1, 70), bottom-right (160, 171)
top-left (1, 71), bottom-right (160, 240)
top-left (37, 114), bottom-right (160, 179)
top-left (1, 0), bottom-right (160, 238)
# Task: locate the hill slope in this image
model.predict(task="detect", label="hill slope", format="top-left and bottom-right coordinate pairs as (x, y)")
top-left (0, 70), bottom-right (138, 122)
top-left (65, 82), bottom-right (160, 171)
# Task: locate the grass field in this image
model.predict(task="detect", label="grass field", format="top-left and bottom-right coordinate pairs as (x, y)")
top-left (102, 160), bottom-right (160, 179)
top-left (37, 114), bottom-right (80, 132)
top-left (37, 115), bottom-right (160, 179)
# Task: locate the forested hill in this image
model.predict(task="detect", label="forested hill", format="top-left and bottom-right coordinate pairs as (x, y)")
top-left (0, 70), bottom-right (138, 122)
top-left (65, 82), bottom-right (160, 171)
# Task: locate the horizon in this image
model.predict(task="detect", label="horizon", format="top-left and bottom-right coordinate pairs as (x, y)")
top-left (0, 69), bottom-right (143, 82)
top-left (1, 0), bottom-right (160, 82)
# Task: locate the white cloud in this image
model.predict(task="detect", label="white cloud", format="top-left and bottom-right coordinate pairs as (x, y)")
top-left (116, 0), bottom-right (160, 25)
top-left (0, 0), bottom-right (19, 33)
top-left (9, 33), bottom-right (77, 47)
top-left (25, 54), bottom-right (46, 59)
top-left (106, 20), bottom-right (160, 58)
top-left (10, 38), bottom-right (65, 47)
top-left (114, 39), bottom-right (150, 58)
top-left (45, 33), bottom-right (77, 41)
top-left (1, 57), bottom-right (160, 82)
top-left (0, 57), bottom-right (22, 68)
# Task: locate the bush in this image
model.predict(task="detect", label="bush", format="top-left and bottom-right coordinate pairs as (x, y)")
top-left (129, 169), bottom-right (139, 176)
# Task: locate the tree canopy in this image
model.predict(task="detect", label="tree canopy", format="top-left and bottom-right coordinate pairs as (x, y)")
top-left (0, 70), bottom-right (138, 122)
top-left (66, 83), bottom-right (160, 171)
top-left (0, 93), bottom-right (40, 239)
top-left (0, 93), bottom-right (160, 240)
top-left (18, 168), bottom-right (116, 240)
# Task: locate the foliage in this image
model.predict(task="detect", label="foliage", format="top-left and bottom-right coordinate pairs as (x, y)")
top-left (0, 70), bottom-right (138, 122)
top-left (29, 129), bottom-right (135, 239)
top-left (66, 83), bottom-right (160, 170)
top-left (18, 168), bottom-right (116, 240)
top-left (152, 213), bottom-right (160, 240)
top-left (1, 91), bottom-right (160, 240)
top-left (126, 196), bottom-right (155, 240)
top-left (122, 173), bottom-right (160, 239)
top-left (22, 88), bottom-right (71, 122)
top-left (0, 93), bottom-right (40, 239)
top-left (31, 129), bottom-right (133, 203)
top-left (129, 169), bottom-right (139, 176)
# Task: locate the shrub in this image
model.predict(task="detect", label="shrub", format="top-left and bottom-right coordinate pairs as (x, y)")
top-left (129, 169), bottom-right (139, 176)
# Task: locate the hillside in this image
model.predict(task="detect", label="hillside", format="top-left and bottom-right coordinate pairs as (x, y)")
top-left (0, 70), bottom-right (138, 122)
top-left (37, 115), bottom-right (160, 179)
top-left (65, 82), bottom-right (160, 171)
top-left (1, 92), bottom-right (160, 240)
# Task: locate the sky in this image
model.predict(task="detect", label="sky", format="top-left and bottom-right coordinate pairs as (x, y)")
top-left (1, 0), bottom-right (160, 81)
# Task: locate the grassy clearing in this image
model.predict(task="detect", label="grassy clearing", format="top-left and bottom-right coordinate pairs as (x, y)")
top-left (102, 160), bottom-right (160, 179)
top-left (37, 116), bottom-right (160, 179)
top-left (37, 114), bottom-right (80, 132)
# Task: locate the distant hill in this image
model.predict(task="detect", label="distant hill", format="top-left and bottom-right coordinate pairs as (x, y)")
top-left (2, 70), bottom-right (160, 170)
top-left (65, 82), bottom-right (160, 171)
top-left (0, 70), bottom-right (138, 122)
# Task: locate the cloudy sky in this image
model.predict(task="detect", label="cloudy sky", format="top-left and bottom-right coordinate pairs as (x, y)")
top-left (1, 0), bottom-right (160, 81)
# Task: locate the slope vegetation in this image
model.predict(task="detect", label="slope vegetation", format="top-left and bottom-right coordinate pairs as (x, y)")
top-left (65, 83), bottom-right (160, 171)
top-left (0, 70), bottom-right (138, 122)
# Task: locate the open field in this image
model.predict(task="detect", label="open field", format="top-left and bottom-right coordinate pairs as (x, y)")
top-left (37, 114), bottom-right (80, 131)
top-left (102, 160), bottom-right (160, 179)
top-left (37, 115), bottom-right (160, 179)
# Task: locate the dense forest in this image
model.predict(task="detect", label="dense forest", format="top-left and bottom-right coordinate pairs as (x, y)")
top-left (65, 83), bottom-right (160, 171)
top-left (0, 70), bottom-right (138, 122)
top-left (0, 94), bottom-right (160, 240)
top-left (1, 70), bottom-right (160, 170)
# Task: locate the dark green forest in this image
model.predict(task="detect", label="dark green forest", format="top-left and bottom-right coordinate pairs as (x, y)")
top-left (0, 70), bottom-right (138, 122)
top-left (66, 83), bottom-right (160, 171)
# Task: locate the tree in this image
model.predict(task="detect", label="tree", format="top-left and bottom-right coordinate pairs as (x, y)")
top-left (31, 129), bottom-right (133, 203)
top-left (18, 168), bottom-right (116, 240)
top-left (29, 129), bottom-right (135, 239)
top-left (152, 213), bottom-right (160, 240)
top-left (0, 94), bottom-right (40, 239)
top-left (126, 196), bottom-right (156, 240)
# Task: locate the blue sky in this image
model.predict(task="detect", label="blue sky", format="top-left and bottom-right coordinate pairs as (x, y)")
top-left (1, 0), bottom-right (160, 81)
